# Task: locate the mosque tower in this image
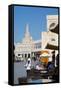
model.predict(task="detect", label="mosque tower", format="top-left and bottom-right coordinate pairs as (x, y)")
top-left (24, 24), bottom-right (30, 38)
top-left (22, 24), bottom-right (33, 43)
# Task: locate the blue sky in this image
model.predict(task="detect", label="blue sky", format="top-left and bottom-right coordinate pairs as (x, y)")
top-left (14, 6), bottom-right (58, 43)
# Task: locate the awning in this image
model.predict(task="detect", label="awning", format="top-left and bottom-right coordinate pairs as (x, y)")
top-left (50, 24), bottom-right (59, 34)
top-left (46, 43), bottom-right (58, 50)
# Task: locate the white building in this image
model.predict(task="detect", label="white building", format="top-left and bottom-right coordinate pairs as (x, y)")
top-left (42, 15), bottom-right (58, 49)
top-left (14, 24), bottom-right (41, 61)
top-left (47, 15), bottom-right (58, 31)
top-left (41, 15), bottom-right (59, 64)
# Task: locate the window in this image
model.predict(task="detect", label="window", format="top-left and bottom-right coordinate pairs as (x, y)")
top-left (25, 54), bottom-right (27, 58)
top-left (18, 54), bottom-right (20, 56)
top-left (51, 38), bottom-right (55, 41)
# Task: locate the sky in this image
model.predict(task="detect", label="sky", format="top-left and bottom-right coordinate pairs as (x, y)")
top-left (14, 5), bottom-right (58, 43)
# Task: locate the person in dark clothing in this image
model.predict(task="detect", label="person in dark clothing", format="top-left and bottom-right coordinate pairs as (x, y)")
top-left (56, 54), bottom-right (59, 67)
top-left (52, 53), bottom-right (59, 82)
top-left (52, 51), bottom-right (55, 67)
top-left (47, 62), bottom-right (55, 73)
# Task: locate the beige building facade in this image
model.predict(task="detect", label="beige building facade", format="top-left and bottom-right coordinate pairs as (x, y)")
top-left (14, 24), bottom-right (41, 61)
top-left (41, 15), bottom-right (58, 64)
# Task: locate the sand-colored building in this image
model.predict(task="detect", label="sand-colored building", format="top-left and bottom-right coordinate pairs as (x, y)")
top-left (14, 24), bottom-right (41, 60)
top-left (41, 15), bottom-right (58, 66)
